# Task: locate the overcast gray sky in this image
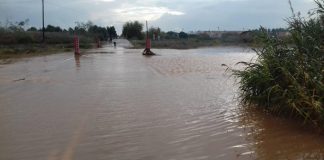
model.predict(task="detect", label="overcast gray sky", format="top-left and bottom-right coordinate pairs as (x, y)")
top-left (0, 0), bottom-right (317, 33)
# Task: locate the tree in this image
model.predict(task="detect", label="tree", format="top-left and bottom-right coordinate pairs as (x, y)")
top-left (6, 19), bottom-right (29, 32)
top-left (165, 31), bottom-right (178, 39)
top-left (45, 25), bottom-right (63, 32)
top-left (107, 26), bottom-right (117, 41)
top-left (122, 21), bottom-right (144, 40)
top-left (89, 25), bottom-right (109, 40)
top-left (68, 27), bottom-right (74, 34)
top-left (179, 31), bottom-right (188, 39)
top-left (75, 21), bottom-right (93, 32)
top-left (74, 26), bottom-right (86, 35)
top-left (27, 27), bottom-right (38, 32)
top-left (74, 21), bottom-right (91, 35)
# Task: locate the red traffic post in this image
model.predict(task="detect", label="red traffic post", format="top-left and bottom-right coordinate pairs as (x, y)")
top-left (145, 38), bottom-right (151, 49)
top-left (143, 37), bottom-right (154, 55)
top-left (142, 21), bottom-right (155, 56)
top-left (74, 35), bottom-right (80, 55)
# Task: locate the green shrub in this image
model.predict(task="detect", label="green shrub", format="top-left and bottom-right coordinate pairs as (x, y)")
top-left (230, 0), bottom-right (324, 127)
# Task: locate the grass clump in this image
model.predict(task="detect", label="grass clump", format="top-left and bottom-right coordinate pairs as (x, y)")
top-left (231, 0), bottom-right (324, 128)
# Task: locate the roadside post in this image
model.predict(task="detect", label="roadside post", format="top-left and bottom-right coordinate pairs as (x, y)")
top-left (74, 35), bottom-right (80, 55)
top-left (146, 38), bottom-right (151, 50)
top-left (143, 21), bottom-right (155, 55)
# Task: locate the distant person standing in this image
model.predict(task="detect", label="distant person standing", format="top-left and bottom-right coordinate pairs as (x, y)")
top-left (113, 42), bottom-right (117, 47)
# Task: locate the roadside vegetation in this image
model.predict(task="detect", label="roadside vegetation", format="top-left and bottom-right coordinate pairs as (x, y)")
top-left (130, 39), bottom-right (219, 49)
top-left (230, 0), bottom-right (324, 129)
top-left (122, 20), bottom-right (289, 49)
top-left (0, 20), bottom-right (117, 59)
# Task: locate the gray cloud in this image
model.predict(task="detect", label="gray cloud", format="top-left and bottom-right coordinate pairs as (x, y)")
top-left (0, 0), bottom-right (317, 34)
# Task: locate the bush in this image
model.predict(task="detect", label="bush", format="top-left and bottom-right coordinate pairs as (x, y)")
top-left (230, 0), bottom-right (324, 128)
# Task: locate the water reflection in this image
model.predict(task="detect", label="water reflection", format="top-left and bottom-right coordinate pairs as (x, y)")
top-left (239, 107), bottom-right (324, 160)
top-left (74, 54), bottom-right (81, 69)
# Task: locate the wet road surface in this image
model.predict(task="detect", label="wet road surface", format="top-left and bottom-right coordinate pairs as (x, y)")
top-left (1, 39), bottom-right (324, 160)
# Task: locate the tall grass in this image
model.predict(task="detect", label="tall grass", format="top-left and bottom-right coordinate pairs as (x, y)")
top-left (231, 0), bottom-right (324, 127)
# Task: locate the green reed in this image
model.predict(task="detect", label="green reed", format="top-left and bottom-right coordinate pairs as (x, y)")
top-left (231, 0), bottom-right (324, 127)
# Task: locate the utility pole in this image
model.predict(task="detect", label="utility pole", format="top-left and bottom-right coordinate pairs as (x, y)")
top-left (146, 21), bottom-right (149, 39)
top-left (42, 0), bottom-right (45, 43)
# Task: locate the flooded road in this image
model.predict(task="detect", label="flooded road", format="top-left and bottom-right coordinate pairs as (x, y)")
top-left (1, 40), bottom-right (324, 160)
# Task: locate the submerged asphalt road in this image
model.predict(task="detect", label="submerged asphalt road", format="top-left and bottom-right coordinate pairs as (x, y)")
top-left (1, 40), bottom-right (324, 160)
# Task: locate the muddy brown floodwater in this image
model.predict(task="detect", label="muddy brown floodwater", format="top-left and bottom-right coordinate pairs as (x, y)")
top-left (1, 40), bottom-right (324, 160)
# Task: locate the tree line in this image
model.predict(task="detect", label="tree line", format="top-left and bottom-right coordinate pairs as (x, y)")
top-left (121, 21), bottom-right (189, 40)
top-left (0, 19), bottom-right (118, 44)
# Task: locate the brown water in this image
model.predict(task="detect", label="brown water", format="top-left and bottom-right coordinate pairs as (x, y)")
top-left (0, 40), bottom-right (324, 160)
